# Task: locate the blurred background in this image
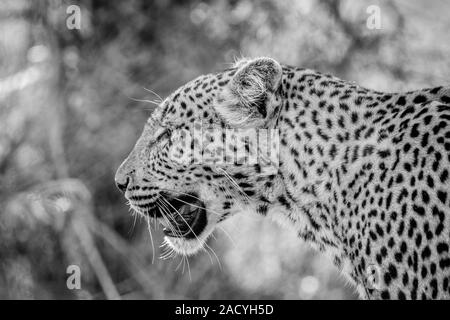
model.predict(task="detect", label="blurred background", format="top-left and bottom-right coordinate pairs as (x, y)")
top-left (0, 0), bottom-right (449, 300)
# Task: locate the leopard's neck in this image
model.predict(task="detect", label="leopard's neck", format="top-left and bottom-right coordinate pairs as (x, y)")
top-left (276, 67), bottom-right (388, 210)
top-left (270, 66), bottom-right (447, 291)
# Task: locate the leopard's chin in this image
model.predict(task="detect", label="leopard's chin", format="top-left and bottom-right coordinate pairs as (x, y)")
top-left (164, 225), bottom-right (215, 256)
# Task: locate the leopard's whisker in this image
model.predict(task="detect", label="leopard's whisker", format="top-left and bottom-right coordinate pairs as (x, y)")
top-left (144, 213), bottom-right (156, 265)
top-left (157, 199), bottom-right (183, 238)
top-left (165, 194), bottom-right (222, 217)
top-left (217, 168), bottom-right (252, 203)
top-left (128, 96), bottom-right (161, 106)
top-left (143, 87), bottom-right (164, 103)
top-left (156, 200), bottom-right (181, 238)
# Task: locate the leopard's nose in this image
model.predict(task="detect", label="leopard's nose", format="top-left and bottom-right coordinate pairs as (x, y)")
top-left (115, 161), bottom-right (132, 193)
top-left (115, 176), bottom-right (130, 193)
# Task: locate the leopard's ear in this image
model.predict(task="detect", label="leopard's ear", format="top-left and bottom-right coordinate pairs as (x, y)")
top-left (216, 57), bottom-right (283, 128)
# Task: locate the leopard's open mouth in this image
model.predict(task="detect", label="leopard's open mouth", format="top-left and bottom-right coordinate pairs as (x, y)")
top-left (156, 192), bottom-right (207, 239)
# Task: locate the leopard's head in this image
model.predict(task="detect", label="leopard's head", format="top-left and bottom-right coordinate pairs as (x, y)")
top-left (115, 57), bottom-right (284, 255)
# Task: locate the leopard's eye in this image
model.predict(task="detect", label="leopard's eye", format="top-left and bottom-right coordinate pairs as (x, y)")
top-left (157, 128), bottom-right (172, 142)
top-left (148, 128), bottom-right (172, 149)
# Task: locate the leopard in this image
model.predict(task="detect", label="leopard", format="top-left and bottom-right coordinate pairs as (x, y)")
top-left (115, 57), bottom-right (450, 299)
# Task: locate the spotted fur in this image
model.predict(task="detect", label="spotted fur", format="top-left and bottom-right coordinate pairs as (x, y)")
top-left (116, 57), bottom-right (450, 299)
